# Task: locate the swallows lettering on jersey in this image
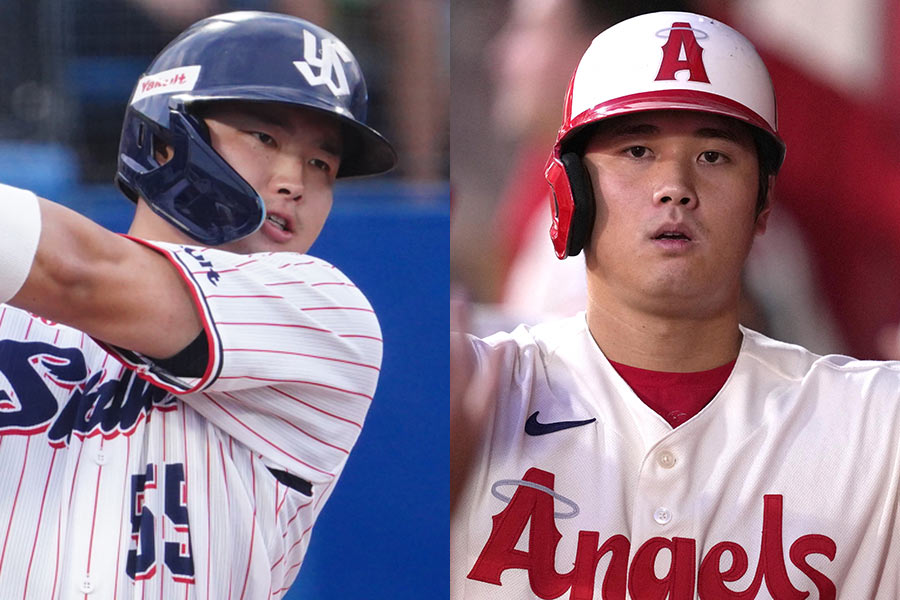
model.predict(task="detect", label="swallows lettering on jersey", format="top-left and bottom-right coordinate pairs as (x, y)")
top-left (0, 340), bottom-right (172, 444)
top-left (468, 468), bottom-right (837, 600)
top-left (183, 247), bottom-right (221, 286)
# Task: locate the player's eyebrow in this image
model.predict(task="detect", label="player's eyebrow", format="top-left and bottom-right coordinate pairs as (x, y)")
top-left (606, 123), bottom-right (659, 138)
top-left (239, 106), bottom-right (342, 158)
top-left (317, 138), bottom-right (342, 158)
top-left (695, 127), bottom-right (742, 143)
top-left (605, 123), bottom-right (742, 143)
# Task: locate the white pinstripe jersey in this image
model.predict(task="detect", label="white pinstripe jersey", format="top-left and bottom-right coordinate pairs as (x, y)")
top-left (452, 314), bottom-right (900, 600)
top-left (0, 240), bottom-right (382, 599)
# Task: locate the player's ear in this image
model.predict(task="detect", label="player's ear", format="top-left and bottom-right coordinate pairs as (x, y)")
top-left (754, 175), bottom-right (776, 235)
top-left (153, 136), bottom-right (174, 166)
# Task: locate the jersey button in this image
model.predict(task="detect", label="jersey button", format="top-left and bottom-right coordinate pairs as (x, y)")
top-left (80, 575), bottom-right (94, 593)
top-left (94, 451), bottom-right (107, 465)
top-left (657, 451), bottom-right (676, 469)
top-left (653, 507), bottom-right (672, 525)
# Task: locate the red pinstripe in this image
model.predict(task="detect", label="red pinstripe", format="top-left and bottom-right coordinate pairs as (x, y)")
top-left (339, 333), bottom-right (383, 342)
top-left (52, 502), bottom-right (61, 599)
top-left (310, 281), bottom-right (356, 288)
top-left (0, 437), bottom-right (31, 579)
top-left (217, 440), bottom-right (233, 600)
top-left (203, 393), bottom-right (336, 476)
top-left (263, 281), bottom-right (305, 287)
top-left (268, 386), bottom-right (363, 428)
top-left (223, 347), bottom-right (380, 371)
top-left (112, 437), bottom-right (132, 600)
top-left (181, 406), bottom-right (191, 599)
top-left (234, 259), bottom-right (258, 268)
top-left (191, 268), bottom-right (240, 276)
top-left (280, 523), bottom-right (314, 580)
top-left (270, 553), bottom-right (284, 571)
top-left (237, 456), bottom-right (258, 600)
top-left (205, 432), bottom-right (212, 600)
top-left (275, 484), bottom-right (287, 523)
top-left (159, 410), bottom-right (168, 600)
top-left (270, 411), bottom-right (350, 455)
top-left (217, 376), bottom-right (373, 401)
top-left (271, 499), bottom-right (310, 574)
top-left (67, 441), bottom-right (88, 501)
top-left (278, 261), bottom-right (315, 268)
top-left (313, 479), bottom-right (335, 511)
top-left (301, 306), bottom-right (374, 313)
top-left (22, 448), bottom-right (57, 599)
top-left (217, 322), bottom-right (332, 334)
top-left (286, 526), bottom-right (312, 555)
top-left (83, 439), bottom-right (106, 600)
top-left (206, 294), bottom-right (284, 300)
top-left (282, 500), bottom-right (310, 534)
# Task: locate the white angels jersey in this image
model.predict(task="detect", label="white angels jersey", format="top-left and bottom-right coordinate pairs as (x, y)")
top-left (451, 314), bottom-right (900, 600)
top-left (0, 240), bottom-right (382, 599)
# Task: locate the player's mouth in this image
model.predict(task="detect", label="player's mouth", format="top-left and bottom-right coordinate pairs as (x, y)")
top-left (267, 214), bottom-right (289, 231)
top-left (261, 211), bottom-right (294, 242)
top-left (650, 223), bottom-right (695, 250)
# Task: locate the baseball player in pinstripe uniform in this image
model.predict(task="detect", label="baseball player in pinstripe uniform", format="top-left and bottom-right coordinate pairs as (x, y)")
top-left (0, 11), bottom-right (395, 599)
top-left (452, 11), bottom-right (900, 599)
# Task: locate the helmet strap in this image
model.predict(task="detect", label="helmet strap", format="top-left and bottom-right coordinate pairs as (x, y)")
top-left (561, 152), bottom-right (596, 256)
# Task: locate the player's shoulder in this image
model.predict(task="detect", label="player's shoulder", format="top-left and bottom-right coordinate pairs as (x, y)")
top-left (477, 313), bottom-right (585, 359)
top-left (740, 326), bottom-right (900, 387)
top-left (153, 241), bottom-right (350, 279)
top-left (465, 314), bottom-right (590, 389)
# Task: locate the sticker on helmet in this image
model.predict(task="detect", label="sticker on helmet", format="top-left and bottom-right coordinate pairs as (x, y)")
top-left (132, 66), bottom-right (202, 104)
top-left (293, 30), bottom-right (353, 97)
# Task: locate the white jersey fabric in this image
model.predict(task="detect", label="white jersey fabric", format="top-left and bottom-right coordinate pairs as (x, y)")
top-left (0, 240), bottom-right (381, 599)
top-left (452, 313), bottom-right (900, 600)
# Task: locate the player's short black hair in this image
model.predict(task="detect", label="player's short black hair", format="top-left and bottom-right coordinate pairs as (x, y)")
top-left (750, 129), bottom-right (780, 216)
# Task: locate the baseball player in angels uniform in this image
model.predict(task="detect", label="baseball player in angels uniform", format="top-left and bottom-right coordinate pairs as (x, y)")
top-left (451, 11), bottom-right (900, 600)
top-left (0, 11), bottom-right (396, 600)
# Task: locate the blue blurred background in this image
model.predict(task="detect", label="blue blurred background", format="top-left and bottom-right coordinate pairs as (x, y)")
top-left (0, 0), bottom-right (448, 597)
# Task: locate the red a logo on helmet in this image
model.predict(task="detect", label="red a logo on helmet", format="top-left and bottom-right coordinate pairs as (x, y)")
top-left (655, 22), bottom-right (710, 83)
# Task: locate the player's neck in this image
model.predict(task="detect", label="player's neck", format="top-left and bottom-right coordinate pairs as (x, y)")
top-left (128, 199), bottom-right (198, 245)
top-left (585, 293), bottom-right (743, 373)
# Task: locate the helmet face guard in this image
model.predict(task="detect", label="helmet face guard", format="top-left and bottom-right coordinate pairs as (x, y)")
top-left (116, 11), bottom-right (397, 245)
top-left (546, 11), bottom-right (786, 258)
top-left (119, 109), bottom-right (264, 246)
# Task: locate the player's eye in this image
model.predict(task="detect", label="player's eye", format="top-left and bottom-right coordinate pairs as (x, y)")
top-left (250, 131), bottom-right (276, 147)
top-left (700, 150), bottom-right (725, 164)
top-left (309, 157), bottom-right (333, 174)
top-left (625, 146), bottom-right (649, 158)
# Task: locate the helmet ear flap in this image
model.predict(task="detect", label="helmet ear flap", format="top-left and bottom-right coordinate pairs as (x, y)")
top-left (560, 151), bottom-right (595, 257)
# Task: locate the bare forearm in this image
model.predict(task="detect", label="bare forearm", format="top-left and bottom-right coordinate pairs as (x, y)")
top-left (9, 197), bottom-right (202, 358)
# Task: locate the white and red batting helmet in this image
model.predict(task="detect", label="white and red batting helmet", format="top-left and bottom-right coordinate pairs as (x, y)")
top-left (545, 11), bottom-right (786, 258)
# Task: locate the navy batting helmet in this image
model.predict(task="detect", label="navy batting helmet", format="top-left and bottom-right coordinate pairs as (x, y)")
top-left (116, 11), bottom-right (397, 245)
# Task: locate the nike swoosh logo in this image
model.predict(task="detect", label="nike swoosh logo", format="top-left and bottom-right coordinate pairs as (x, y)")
top-left (524, 411), bottom-right (596, 436)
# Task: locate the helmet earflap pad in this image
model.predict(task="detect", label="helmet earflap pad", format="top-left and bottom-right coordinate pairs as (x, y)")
top-left (560, 151), bottom-right (596, 257)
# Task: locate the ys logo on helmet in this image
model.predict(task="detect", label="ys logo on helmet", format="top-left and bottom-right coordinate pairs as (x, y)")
top-left (293, 29), bottom-right (353, 97)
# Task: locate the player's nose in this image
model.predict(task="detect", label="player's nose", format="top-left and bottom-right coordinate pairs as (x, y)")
top-left (651, 158), bottom-right (698, 209)
top-left (271, 158), bottom-right (305, 201)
